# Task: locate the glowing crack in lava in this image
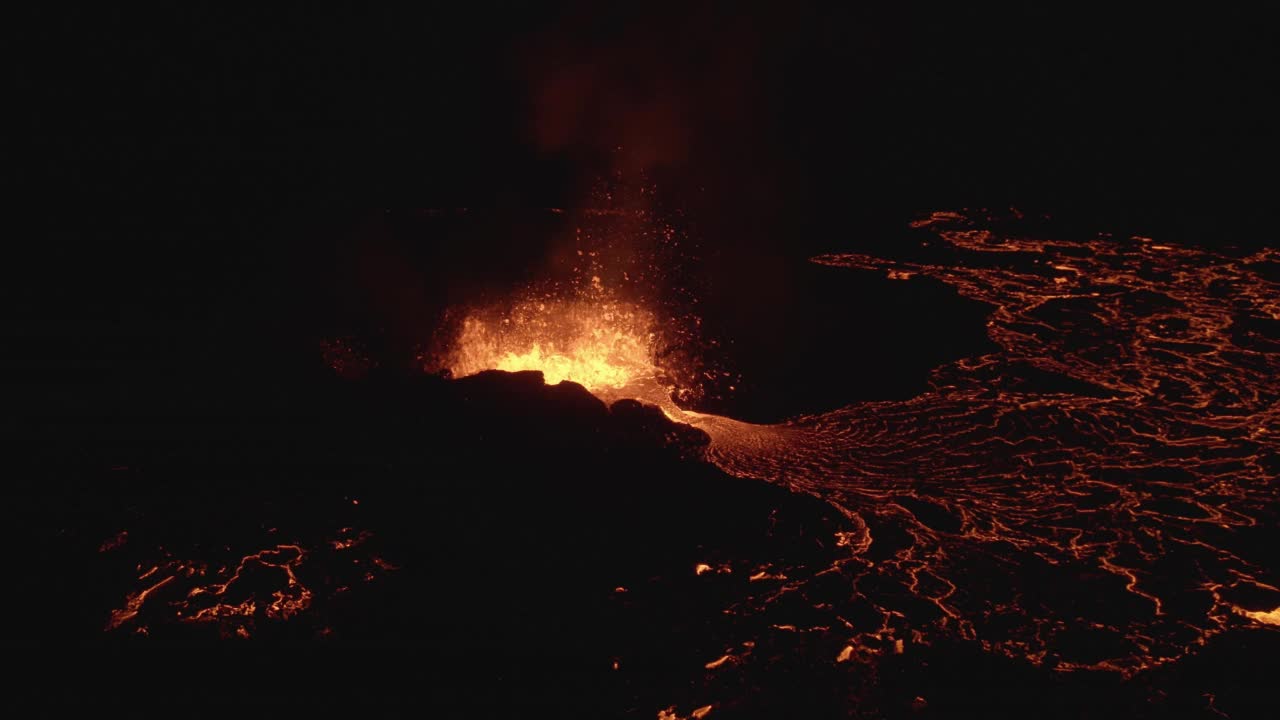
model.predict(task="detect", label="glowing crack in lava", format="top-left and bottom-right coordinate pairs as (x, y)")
top-left (703, 212), bottom-right (1280, 680)
top-left (105, 527), bottom-right (396, 639)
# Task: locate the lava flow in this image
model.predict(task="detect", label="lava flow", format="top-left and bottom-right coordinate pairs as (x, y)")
top-left (444, 209), bottom-right (1280, 683)
top-left (103, 207), bottom-right (1278, 702)
top-left (104, 526), bottom-right (397, 639)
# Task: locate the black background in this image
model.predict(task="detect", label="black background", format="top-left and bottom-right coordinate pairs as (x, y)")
top-left (10, 4), bottom-right (1274, 410)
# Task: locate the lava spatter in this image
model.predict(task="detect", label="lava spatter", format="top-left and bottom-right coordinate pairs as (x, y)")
top-left (446, 294), bottom-right (661, 394)
top-left (440, 174), bottom-right (730, 408)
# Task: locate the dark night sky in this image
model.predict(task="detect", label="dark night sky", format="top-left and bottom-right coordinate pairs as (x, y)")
top-left (9, 4), bottom-right (1275, 408)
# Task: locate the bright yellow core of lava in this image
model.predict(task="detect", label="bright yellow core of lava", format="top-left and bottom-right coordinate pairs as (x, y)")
top-left (447, 299), bottom-right (660, 392)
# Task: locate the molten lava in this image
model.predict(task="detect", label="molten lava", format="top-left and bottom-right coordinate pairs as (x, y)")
top-left (106, 206), bottom-right (1280, 715)
top-left (437, 208), bottom-right (1280, 683)
top-left (446, 294), bottom-right (665, 395)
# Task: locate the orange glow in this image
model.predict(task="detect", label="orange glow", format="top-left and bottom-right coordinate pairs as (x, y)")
top-left (447, 294), bottom-right (663, 394)
top-left (1235, 606), bottom-right (1280, 626)
top-left (102, 204), bottom-right (1280, 706)
top-left (704, 654), bottom-right (733, 670)
top-left (106, 575), bottom-right (174, 631)
top-left (106, 533), bottom-right (397, 637)
top-left (436, 208), bottom-right (1280, 684)
top-left (181, 544), bottom-right (313, 625)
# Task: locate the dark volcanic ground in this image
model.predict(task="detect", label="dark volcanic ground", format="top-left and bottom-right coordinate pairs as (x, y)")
top-left (13, 362), bottom-right (1279, 717)
top-left (11, 212), bottom-right (1280, 719)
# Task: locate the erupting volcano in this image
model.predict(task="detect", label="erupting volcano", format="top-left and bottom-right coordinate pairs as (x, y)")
top-left (424, 207), bottom-right (1280, 710)
top-left (81, 205), bottom-right (1280, 717)
top-left (24, 6), bottom-right (1276, 717)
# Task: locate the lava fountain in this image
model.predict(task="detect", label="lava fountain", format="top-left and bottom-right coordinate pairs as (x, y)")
top-left (446, 290), bottom-right (663, 398)
top-left (439, 186), bottom-right (710, 411)
top-left (440, 286), bottom-right (699, 422)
